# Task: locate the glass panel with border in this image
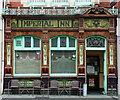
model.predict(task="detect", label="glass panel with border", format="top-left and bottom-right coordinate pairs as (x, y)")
top-left (34, 38), bottom-right (40, 47)
top-left (51, 50), bottom-right (76, 73)
top-left (60, 37), bottom-right (66, 47)
top-left (25, 37), bottom-right (31, 47)
top-left (69, 38), bottom-right (75, 47)
top-left (15, 51), bottom-right (40, 74)
top-left (51, 38), bottom-right (58, 47)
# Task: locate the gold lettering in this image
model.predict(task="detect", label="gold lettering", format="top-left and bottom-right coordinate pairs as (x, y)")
top-left (59, 20), bottom-right (72, 27)
top-left (12, 19), bottom-right (78, 28)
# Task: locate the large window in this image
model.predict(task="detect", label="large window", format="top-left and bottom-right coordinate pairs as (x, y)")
top-left (14, 36), bottom-right (41, 76)
top-left (50, 36), bottom-right (77, 76)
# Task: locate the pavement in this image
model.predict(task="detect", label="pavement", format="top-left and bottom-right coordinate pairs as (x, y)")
top-left (0, 95), bottom-right (119, 100)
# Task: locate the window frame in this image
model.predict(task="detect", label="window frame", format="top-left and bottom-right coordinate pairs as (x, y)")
top-left (13, 36), bottom-right (41, 77)
top-left (50, 36), bottom-right (77, 76)
top-left (85, 36), bottom-right (106, 50)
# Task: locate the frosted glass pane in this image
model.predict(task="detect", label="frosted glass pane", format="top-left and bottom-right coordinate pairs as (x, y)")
top-left (51, 51), bottom-right (76, 73)
top-left (15, 51), bottom-right (40, 74)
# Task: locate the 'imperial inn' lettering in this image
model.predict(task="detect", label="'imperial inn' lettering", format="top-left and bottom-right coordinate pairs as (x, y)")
top-left (11, 19), bottom-right (79, 28)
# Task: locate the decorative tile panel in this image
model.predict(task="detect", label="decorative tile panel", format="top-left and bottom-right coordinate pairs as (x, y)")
top-left (84, 19), bottom-right (109, 29)
top-left (43, 45), bottom-right (47, 65)
top-left (7, 45), bottom-right (11, 65)
top-left (80, 45), bottom-right (83, 65)
top-left (110, 45), bottom-right (113, 65)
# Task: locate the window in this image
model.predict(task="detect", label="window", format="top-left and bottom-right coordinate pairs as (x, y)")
top-left (50, 36), bottom-right (77, 76)
top-left (14, 36), bottom-right (41, 76)
top-left (51, 0), bottom-right (70, 7)
top-left (25, 37), bottom-right (31, 47)
top-left (51, 38), bottom-right (58, 47)
top-left (86, 36), bottom-right (106, 51)
top-left (15, 51), bottom-right (40, 74)
top-left (69, 38), bottom-right (75, 47)
top-left (74, 0), bottom-right (93, 6)
top-left (34, 38), bottom-right (40, 47)
top-left (60, 37), bottom-right (66, 47)
top-left (28, 0), bottom-right (46, 6)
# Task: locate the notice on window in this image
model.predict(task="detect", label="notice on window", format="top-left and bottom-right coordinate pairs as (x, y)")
top-left (89, 78), bottom-right (95, 87)
top-left (87, 65), bottom-right (95, 74)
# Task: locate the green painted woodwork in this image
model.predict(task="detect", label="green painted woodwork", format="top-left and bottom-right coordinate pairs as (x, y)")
top-left (85, 35), bottom-right (107, 94)
top-left (3, 7), bottom-right (118, 15)
top-left (11, 19), bottom-right (79, 28)
top-left (50, 36), bottom-right (77, 76)
top-left (104, 51), bottom-right (107, 94)
top-left (84, 19), bottom-right (109, 29)
top-left (110, 45), bottom-right (113, 65)
top-left (13, 36), bottom-right (41, 77)
top-left (80, 45), bottom-right (83, 65)
top-left (43, 45), bottom-right (47, 65)
top-left (7, 45), bottom-right (11, 65)
top-left (14, 36), bottom-right (41, 50)
top-left (50, 36), bottom-right (77, 50)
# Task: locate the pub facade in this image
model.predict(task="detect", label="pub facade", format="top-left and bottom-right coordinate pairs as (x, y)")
top-left (2, 1), bottom-right (118, 95)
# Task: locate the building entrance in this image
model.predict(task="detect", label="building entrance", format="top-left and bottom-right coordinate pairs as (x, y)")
top-left (86, 51), bottom-right (105, 94)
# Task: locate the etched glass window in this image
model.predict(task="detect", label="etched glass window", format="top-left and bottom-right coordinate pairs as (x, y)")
top-left (69, 38), bottom-right (75, 47)
top-left (34, 38), bottom-right (40, 47)
top-left (25, 37), bottom-right (31, 47)
top-left (87, 37), bottom-right (105, 47)
top-left (51, 51), bottom-right (76, 73)
top-left (60, 37), bottom-right (66, 47)
top-left (51, 38), bottom-right (58, 47)
top-left (15, 51), bottom-right (40, 74)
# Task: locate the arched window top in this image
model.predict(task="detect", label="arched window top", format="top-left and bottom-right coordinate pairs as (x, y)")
top-left (50, 36), bottom-right (77, 50)
top-left (86, 36), bottom-right (106, 50)
top-left (14, 36), bottom-right (41, 50)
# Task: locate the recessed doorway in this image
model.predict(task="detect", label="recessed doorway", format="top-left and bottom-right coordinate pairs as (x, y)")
top-left (86, 51), bottom-right (105, 94)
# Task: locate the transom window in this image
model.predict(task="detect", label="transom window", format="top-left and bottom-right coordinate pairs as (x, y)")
top-left (87, 37), bottom-right (105, 47)
top-left (86, 36), bottom-right (106, 50)
top-left (50, 36), bottom-right (77, 76)
top-left (51, 36), bottom-right (76, 49)
top-left (14, 36), bottom-right (41, 76)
